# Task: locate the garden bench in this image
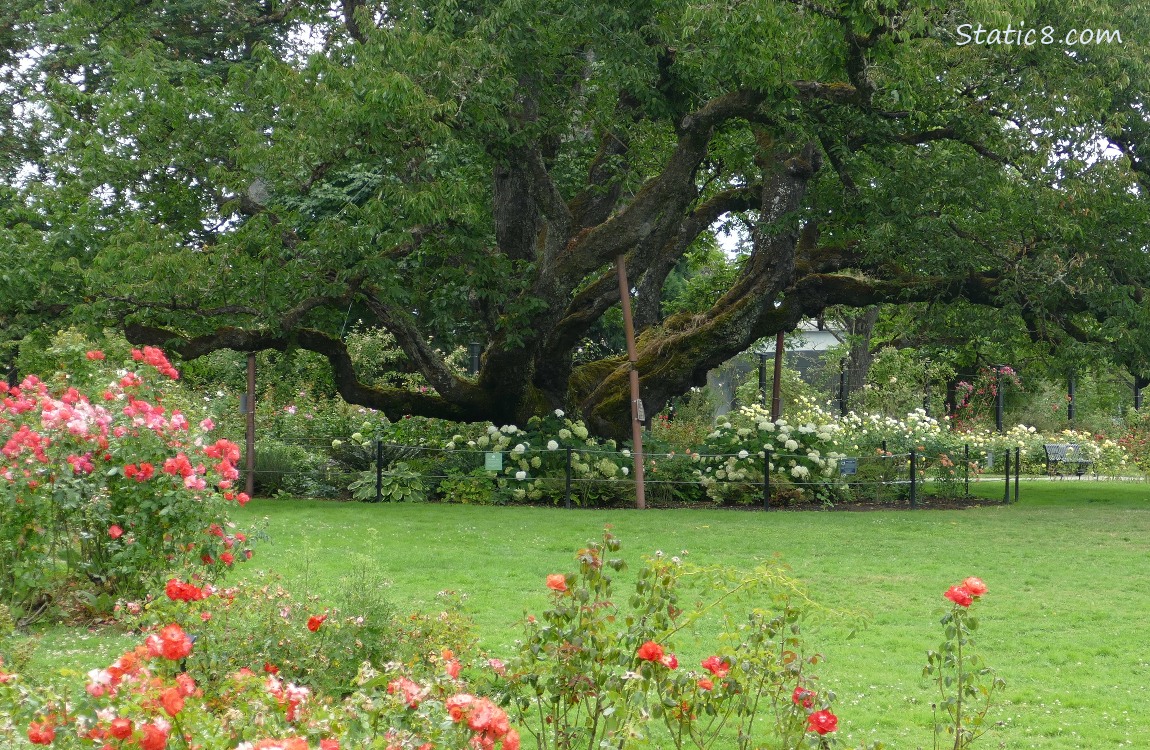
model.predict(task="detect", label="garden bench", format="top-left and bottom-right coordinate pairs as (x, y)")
top-left (1043, 443), bottom-right (1094, 478)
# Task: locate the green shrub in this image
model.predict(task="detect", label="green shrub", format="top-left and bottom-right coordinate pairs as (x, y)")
top-left (251, 438), bottom-right (314, 496)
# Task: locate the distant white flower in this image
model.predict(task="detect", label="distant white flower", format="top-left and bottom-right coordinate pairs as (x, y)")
top-left (791, 465), bottom-right (810, 479)
top-left (784, 439), bottom-right (799, 451)
top-left (558, 429), bottom-right (572, 440)
top-left (554, 409), bottom-right (565, 418)
top-left (737, 450), bottom-right (749, 460)
top-left (515, 471), bottom-right (526, 481)
top-left (621, 466), bottom-right (629, 475)
top-left (547, 440), bottom-right (559, 451)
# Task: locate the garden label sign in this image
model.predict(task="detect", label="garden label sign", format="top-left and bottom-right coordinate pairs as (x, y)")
top-left (838, 458), bottom-right (858, 476)
top-left (485, 451), bottom-right (503, 471)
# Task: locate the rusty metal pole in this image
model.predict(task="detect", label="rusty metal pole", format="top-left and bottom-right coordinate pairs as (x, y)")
top-left (245, 353), bottom-right (256, 498)
top-left (616, 255), bottom-right (646, 510)
top-left (770, 331), bottom-right (784, 421)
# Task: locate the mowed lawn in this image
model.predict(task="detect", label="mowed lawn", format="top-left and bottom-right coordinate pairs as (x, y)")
top-left (31, 480), bottom-right (1150, 749)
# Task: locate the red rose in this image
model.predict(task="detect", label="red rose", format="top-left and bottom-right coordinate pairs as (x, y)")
top-left (108, 524), bottom-right (124, 539)
top-left (138, 722), bottom-right (169, 750)
top-left (792, 685), bottom-right (815, 708)
top-left (945, 585), bottom-right (973, 607)
top-left (636, 641), bottom-right (664, 662)
top-left (700, 655), bottom-right (730, 677)
top-left (307, 614), bottom-right (328, 632)
top-left (963, 577), bottom-right (988, 596)
top-left (146, 623), bottom-right (193, 660)
top-left (160, 686), bottom-right (184, 716)
top-left (109, 717), bottom-right (133, 740)
top-left (27, 721), bottom-right (55, 745)
top-left (546, 574), bottom-right (568, 592)
top-left (697, 678), bottom-right (714, 690)
top-left (806, 709), bottom-right (838, 735)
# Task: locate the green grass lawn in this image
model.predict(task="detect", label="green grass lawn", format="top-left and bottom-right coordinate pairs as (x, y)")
top-left (26, 479), bottom-right (1150, 749)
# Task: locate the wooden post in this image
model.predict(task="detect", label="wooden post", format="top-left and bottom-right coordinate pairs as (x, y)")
top-left (245, 353), bottom-right (256, 498)
top-left (616, 256), bottom-right (646, 510)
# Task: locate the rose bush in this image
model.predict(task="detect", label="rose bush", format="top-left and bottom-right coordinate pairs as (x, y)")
top-left (0, 340), bottom-right (251, 623)
top-left (492, 530), bottom-right (867, 750)
top-left (925, 577), bottom-right (1004, 750)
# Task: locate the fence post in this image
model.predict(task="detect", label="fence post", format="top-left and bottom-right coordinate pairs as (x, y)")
top-left (1015, 446), bottom-right (1021, 503)
top-left (763, 451), bottom-right (772, 511)
top-left (964, 444), bottom-right (970, 496)
top-left (565, 446), bottom-right (573, 509)
top-left (375, 439), bottom-right (383, 503)
top-left (1003, 449), bottom-right (1011, 503)
top-left (909, 450), bottom-right (917, 508)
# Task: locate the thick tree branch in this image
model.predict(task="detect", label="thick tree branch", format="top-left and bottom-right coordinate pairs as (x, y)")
top-left (359, 287), bottom-right (471, 400)
top-left (122, 323), bottom-right (486, 421)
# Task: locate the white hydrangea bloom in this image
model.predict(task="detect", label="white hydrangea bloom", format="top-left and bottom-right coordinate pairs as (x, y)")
top-left (515, 470), bottom-right (526, 480)
top-left (547, 440), bottom-right (559, 451)
top-left (737, 450), bottom-right (749, 460)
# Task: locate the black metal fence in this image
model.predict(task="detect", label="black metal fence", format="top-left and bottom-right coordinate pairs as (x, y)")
top-left (244, 437), bottom-right (1025, 507)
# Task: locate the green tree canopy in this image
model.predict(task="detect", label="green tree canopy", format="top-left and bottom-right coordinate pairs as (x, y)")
top-left (2, 0), bottom-right (1147, 437)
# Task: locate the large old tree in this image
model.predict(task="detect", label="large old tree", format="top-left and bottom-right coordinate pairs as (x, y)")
top-left (2, 0), bottom-right (1147, 437)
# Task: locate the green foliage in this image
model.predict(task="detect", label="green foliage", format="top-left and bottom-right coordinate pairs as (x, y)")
top-left (251, 438), bottom-right (314, 497)
top-left (350, 462), bottom-right (427, 503)
top-left (856, 348), bottom-right (955, 419)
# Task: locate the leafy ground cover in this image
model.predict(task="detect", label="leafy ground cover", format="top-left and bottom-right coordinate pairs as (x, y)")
top-left (24, 480), bottom-right (1150, 749)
